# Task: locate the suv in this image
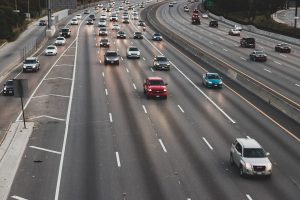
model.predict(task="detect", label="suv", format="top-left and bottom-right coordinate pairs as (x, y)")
top-left (209, 20), bottom-right (218, 27)
top-left (127, 46), bottom-right (140, 58)
top-left (104, 51), bottom-right (119, 65)
top-left (275, 43), bottom-right (291, 53)
top-left (133, 32), bottom-right (143, 39)
top-left (117, 31), bottom-right (126, 39)
top-left (230, 138), bottom-right (272, 177)
top-left (152, 33), bottom-right (163, 41)
top-left (2, 80), bottom-right (14, 96)
top-left (240, 37), bottom-right (255, 48)
top-left (153, 55), bottom-right (170, 70)
top-left (99, 27), bottom-right (108, 36)
top-left (250, 50), bottom-right (267, 62)
top-left (143, 77), bottom-right (168, 99)
top-left (23, 57), bottom-right (40, 72)
top-left (60, 28), bottom-right (71, 38)
top-left (39, 20), bottom-right (47, 26)
top-left (99, 38), bottom-right (110, 47)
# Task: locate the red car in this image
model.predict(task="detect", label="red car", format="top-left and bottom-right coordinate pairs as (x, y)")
top-left (143, 77), bottom-right (168, 99)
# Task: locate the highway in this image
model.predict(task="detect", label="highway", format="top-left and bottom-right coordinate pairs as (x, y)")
top-left (1, 1), bottom-right (300, 200)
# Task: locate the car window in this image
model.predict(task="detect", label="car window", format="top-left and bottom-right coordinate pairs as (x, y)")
top-left (6, 81), bottom-right (14, 86)
top-left (149, 80), bottom-right (164, 85)
top-left (106, 52), bottom-right (117, 56)
top-left (48, 46), bottom-right (56, 49)
top-left (235, 143), bottom-right (242, 153)
top-left (25, 59), bottom-right (37, 64)
top-left (157, 57), bottom-right (167, 61)
top-left (243, 148), bottom-right (266, 158)
top-left (129, 47), bottom-right (138, 51)
top-left (207, 74), bottom-right (220, 79)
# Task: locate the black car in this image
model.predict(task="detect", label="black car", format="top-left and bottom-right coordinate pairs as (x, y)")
top-left (240, 37), bottom-right (255, 48)
top-left (86, 19), bottom-right (94, 25)
top-left (133, 32), bottom-right (143, 39)
top-left (39, 20), bottom-right (47, 26)
top-left (117, 31), bottom-right (126, 39)
top-left (152, 33), bottom-right (162, 41)
top-left (250, 50), bottom-right (267, 62)
top-left (89, 14), bottom-right (96, 21)
top-left (2, 80), bottom-right (14, 96)
top-left (104, 51), bottom-right (119, 65)
top-left (275, 43), bottom-right (291, 53)
top-left (99, 38), bottom-right (110, 47)
top-left (209, 20), bottom-right (218, 27)
top-left (60, 28), bottom-right (71, 38)
top-left (138, 21), bottom-right (146, 27)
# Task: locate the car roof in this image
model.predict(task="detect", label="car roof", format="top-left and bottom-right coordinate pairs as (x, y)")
top-left (147, 77), bottom-right (163, 80)
top-left (26, 57), bottom-right (37, 60)
top-left (207, 72), bottom-right (219, 76)
top-left (236, 138), bottom-right (262, 148)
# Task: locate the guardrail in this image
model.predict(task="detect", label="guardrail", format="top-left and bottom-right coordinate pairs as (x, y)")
top-left (143, 3), bottom-right (300, 124)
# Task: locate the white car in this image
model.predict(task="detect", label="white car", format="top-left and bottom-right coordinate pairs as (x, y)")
top-left (76, 14), bottom-right (82, 20)
top-left (229, 28), bottom-right (241, 36)
top-left (127, 46), bottom-right (140, 59)
top-left (202, 13), bottom-right (208, 18)
top-left (71, 18), bottom-right (79, 25)
top-left (234, 24), bottom-right (243, 31)
top-left (112, 24), bottom-right (120, 30)
top-left (98, 20), bottom-right (107, 27)
top-left (45, 45), bottom-right (58, 56)
top-left (100, 14), bottom-right (107, 20)
top-left (131, 15), bottom-right (138, 20)
top-left (54, 37), bottom-right (66, 46)
top-left (132, 10), bottom-right (138, 15)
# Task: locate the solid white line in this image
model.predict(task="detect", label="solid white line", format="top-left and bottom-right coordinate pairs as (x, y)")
top-left (177, 105), bottom-right (184, 113)
top-left (32, 94), bottom-right (70, 98)
top-left (102, 72), bottom-right (105, 77)
top-left (264, 68), bottom-right (272, 73)
top-left (133, 83), bottom-right (137, 90)
top-left (116, 152), bottom-right (121, 167)
top-left (54, 15), bottom-right (84, 200)
top-left (44, 77), bottom-right (72, 81)
top-left (295, 84), bottom-right (300, 87)
top-left (159, 139), bottom-right (167, 153)
top-left (139, 30), bottom-right (236, 124)
top-left (246, 194), bottom-right (253, 200)
top-left (109, 113), bottom-right (113, 122)
top-left (142, 105), bottom-right (147, 113)
top-left (28, 115), bottom-right (65, 121)
top-left (11, 196), bottom-right (28, 200)
top-left (29, 145), bottom-right (61, 155)
top-left (202, 137), bottom-right (213, 150)
top-left (274, 60), bottom-right (282, 65)
top-left (62, 54), bottom-right (76, 57)
top-left (105, 89), bottom-right (108, 96)
top-left (126, 68), bottom-right (129, 72)
top-left (240, 57), bottom-right (246, 60)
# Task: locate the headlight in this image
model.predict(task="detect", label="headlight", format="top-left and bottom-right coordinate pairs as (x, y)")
top-left (266, 163), bottom-right (272, 170)
top-left (219, 81), bottom-right (223, 84)
top-left (148, 89), bottom-right (152, 91)
top-left (208, 81), bottom-right (212, 84)
top-left (4, 88), bottom-right (7, 91)
top-left (245, 162), bottom-right (252, 170)
top-left (163, 89), bottom-right (167, 92)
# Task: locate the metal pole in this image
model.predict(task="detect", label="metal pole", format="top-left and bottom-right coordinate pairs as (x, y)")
top-left (20, 95), bottom-right (26, 129)
top-left (295, 2), bottom-right (298, 28)
top-left (47, 0), bottom-right (51, 29)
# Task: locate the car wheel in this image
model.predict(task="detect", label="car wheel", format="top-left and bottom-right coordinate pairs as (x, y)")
top-left (229, 154), bottom-right (234, 165)
top-left (239, 165), bottom-right (244, 177)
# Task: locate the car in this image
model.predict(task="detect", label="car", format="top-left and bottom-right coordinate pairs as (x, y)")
top-left (104, 51), bottom-right (119, 65)
top-left (110, 15), bottom-right (118, 22)
top-left (89, 14), bottom-right (96, 20)
top-left (98, 3), bottom-right (103, 8)
top-left (140, 4), bottom-right (144, 8)
top-left (119, 6), bottom-right (124, 10)
top-left (117, 31), bottom-right (126, 39)
top-left (131, 15), bottom-right (139, 20)
top-left (275, 43), bottom-right (291, 53)
top-left (112, 24), bottom-right (120, 30)
top-left (153, 55), bottom-right (170, 70)
top-left (99, 27), bottom-right (108, 36)
top-left (184, 7), bottom-right (189, 12)
top-left (60, 28), bottom-right (71, 38)
top-left (123, 18), bottom-right (130, 24)
top-left (132, 10), bottom-right (138, 15)
top-left (127, 46), bottom-right (140, 58)
top-left (122, 13), bottom-right (129, 19)
top-left (55, 36), bottom-right (66, 46)
top-left (249, 50), bottom-right (267, 62)
top-left (2, 80), bottom-right (14, 96)
top-left (193, 8), bottom-right (199, 14)
top-left (230, 138), bottom-right (272, 177)
top-left (133, 31), bottom-right (143, 39)
top-left (98, 20), bottom-right (106, 27)
top-left (86, 19), bottom-right (94, 25)
top-left (209, 20), bottom-right (218, 27)
top-left (84, 10), bottom-right (90, 14)
top-left (45, 45), bottom-right (58, 56)
top-left (173, 1), bottom-right (177, 4)
top-left (143, 77), bottom-right (168, 99)
top-left (202, 13), bottom-right (208, 18)
top-left (76, 14), bottom-right (82, 20)
top-left (152, 33), bottom-right (163, 41)
top-left (39, 20), bottom-right (47, 26)
top-left (228, 29), bottom-right (240, 36)
top-left (202, 72), bottom-right (223, 88)
top-left (99, 38), bottom-right (110, 47)
top-left (23, 57), bottom-right (40, 72)
top-left (138, 20), bottom-right (146, 26)
top-left (100, 14), bottom-right (107, 20)
top-left (70, 18), bottom-right (79, 25)
top-left (240, 37), bottom-right (255, 48)
top-left (169, 2), bottom-right (173, 7)
top-left (234, 24), bottom-right (242, 31)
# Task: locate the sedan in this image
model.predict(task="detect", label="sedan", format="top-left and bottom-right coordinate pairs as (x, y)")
top-left (99, 28), bottom-right (108, 36)
top-left (104, 51), bottom-right (119, 65)
top-left (54, 37), bottom-right (66, 46)
top-left (184, 7), bottom-right (189, 12)
top-left (45, 45), bottom-right (58, 56)
top-left (99, 38), bottom-right (110, 47)
top-left (70, 18), bottom-right (79, 25)
top-left (275, 43), bottom-right (291, 53)
top-left (86, 19), bottom-right (94, 25)
top-left (202, 13), bottom-right (208, 18)
top-left (112, 24), bottom-right (120, 30)
top-left (133, 31), bottom-right (143, 39)
top-left (152, 33), bottom-right (162, 41)
top-left (250, 50), bottom-right (267, 62)
top-left (202, 72), bottom-right (223, 88)
top-left (117, 31), bottom-right (126, 39)
top-left (228, 29), bottom-right (240, 36)
top-left (127, 46), bottom-right (140, 58)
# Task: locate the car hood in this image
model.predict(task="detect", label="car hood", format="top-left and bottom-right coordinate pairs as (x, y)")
top-left (148, 85), bottom-right (166, 91)
top-left (23, 63), bottom-right (37, 67)
top-left (208, 79), bottom-right (222, 84)
top-left (106, 56), bottom-right (119, 60)
top-left (128, 51), bottom-right (140, 54)
top-left (243, 157), bottom-right (271, 166)
top-left (156, 61), bottom-right (169, 65)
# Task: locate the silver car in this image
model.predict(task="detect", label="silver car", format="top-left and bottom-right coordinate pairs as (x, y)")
top-left (230, 138), bottom-right (272, 177)
top-left (23, 57), bottom-right (40, 72)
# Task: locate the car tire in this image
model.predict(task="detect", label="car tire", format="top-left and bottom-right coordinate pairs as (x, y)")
top-left (229, 154), bottom-right (234, 165)
top-left (239, 165), bottom-right (245, 177)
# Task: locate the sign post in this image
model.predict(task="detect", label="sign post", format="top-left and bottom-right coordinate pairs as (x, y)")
top-left (13, 79), bottom-right (28, 128)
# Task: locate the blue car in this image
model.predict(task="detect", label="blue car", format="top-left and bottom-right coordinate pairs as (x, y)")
top-left (202, 72), bottom-right (223, 88)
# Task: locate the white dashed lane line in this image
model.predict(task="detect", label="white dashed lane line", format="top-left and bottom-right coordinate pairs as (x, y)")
top-left (126, 68), bottom-right (129, 72)
top-left (102, 72), bottom-right (105, 77)
top-left (105, 89), bottom-right (108, 96)
top-left (115, 152), bottom-right (121, 167)
top-left (159, 139), bottom-right (167, 153)
top-left (150, 68), bottom-right (154, 72)
top-left (280, 54), bottom-right (287, 58)
top-left (142, 105), bottom-right (147, 114)
top-left (11, 195), bottom-right (28, 200)
top-left (264, 68), bottom-right (272, 73)
top-left (223, 48), bottom-right (228, 52)
top-left (274, 60), bottom-right (282, 65)
top-left (202, 137), bottom-right (213, 150)
top-left (177, 105), bottom-right (184, 113)
top-left (246, 194), bottom-right (253, 200)
top-left (240, 57), bottom-right (246, 60)
top-left (295, 84), bottom-right (300, 87)
top-left (132, 83), bottom-right (137, 90)
top-left (209, 41), bottom-right (214, 44)
top-left (109, 113), bottom-right (113, 123)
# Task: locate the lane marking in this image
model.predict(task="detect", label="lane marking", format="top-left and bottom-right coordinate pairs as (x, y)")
top-left (109, 113), bottom-right (113, 122)
top-left (105, 89), bottom-right (108, 96)
top-left (202, 137), bottom-right (213, 150)
top-left (102, 72), bottom-right (105, 77)
top-left (29, 145), bottom-right (62, 155)
top-left (126, 68), bottom-right (129, 72)
top-left (177, 105), bottom-right (184, 113)
top-left (187, 198), bottom-right (191, 200)
top-left (143, 57), bottom-right (146, 60)
top-left (11, 196), bottom-right (28, 200)
top-left (274, 60), bottom-right (282, 65)
top-left (116, 152), bottom-right (121, 167)
top-left (280, 54), bottom-right (287, 58)
top-left (55, 64), bottom-right (74, 67)
top-left (27, 115), bottom-right (66, 121)
top-left (246, 136), bottom-right (251, 139)
top-left (223, 48), bottom-right (228, 52)
top-left (150, 68), bottom-right (154, 72)
top-left (246, 194), bottom-right (253, 200)
top-left (62, 54), bottom-right (76, 57)
top-left (44, 77), bottom-right (72, 81)
top-left (240, 57), bottom-right (246, 60)
top-left (264, 68), bottom-right (272, 73)
top-left (32, 94), bottom-right (70, 98)
top-left (295, 84), bottom-right (300, 87)
top-left (133, 83), bottom-right (137, 90)
top-left (97, 50), bottom-right (100, 54)
top-left (121, 57), bottom-right (124, 61)
top-left (159, 139), bottom-right (167, 153)
top-left (142, 105), bottom-right (148, 113)
top-left (209, 41), bottom-right (214, 44)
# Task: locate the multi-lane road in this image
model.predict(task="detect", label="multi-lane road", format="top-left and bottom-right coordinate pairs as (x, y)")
top-left (1, 1), bottom-right (300, 200)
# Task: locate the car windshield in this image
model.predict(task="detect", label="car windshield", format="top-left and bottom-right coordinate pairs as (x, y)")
top-left (47, 46), bottom-right (55, 49)
top-left (6, 81), bottom-right (13, 86)
top-left (106, 52), bottom-right (117, 56)
top-left (154, 33), bottom-right (161, 36)
top-left (207, 74), bottom-right (220, 79)
top-left (157, 56), bottom-right (167, 61)
top-left (280, 43), bottom-right (288, 47)
top-left (135, 32), bottom-right (142, 35)
top-left (256, 51), bottom-right (264, 55)
top-left (118, 31), bottom-right (124, 34)
top-left (25, 59), bottom-right (37, 63)
top-left (129, 47), bottom-right (138, 51)
top-left (243, 148), bottom-right (266, 158)
top-left (57, 37), bottom-right (64, 40)
top-left (149, 80), bottom-right (164, 85)
top-left (61, 29), bottom-right (69, 32)
top-left (101, 39), bottom-right (108, 42)
top-left (100, 28), bottom-right (107, 31)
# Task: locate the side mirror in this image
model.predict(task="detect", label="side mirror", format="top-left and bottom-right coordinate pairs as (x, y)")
top-left (266, 152), bottom-right (270, 156)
